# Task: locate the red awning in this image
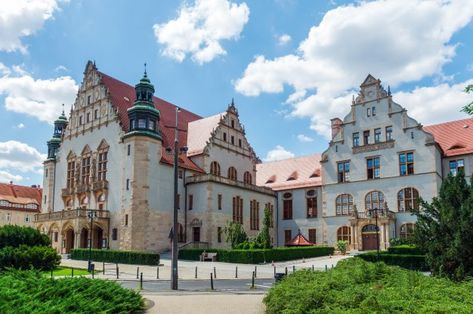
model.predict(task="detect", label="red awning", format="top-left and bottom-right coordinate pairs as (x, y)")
top-left (286, 232), bottom-right (314, 246)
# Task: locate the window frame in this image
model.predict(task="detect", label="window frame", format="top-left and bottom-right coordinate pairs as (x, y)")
top-left (337, 161), bottom-right (350, 183)
top-left (337, 226), bottom-right (351, 243)
top-left (399, 152), bottom-right (415, 176)
top-left (398, 187), bottom-right (419, 212)
top-left (336, 194), bottom-right (353, 216)
top-left (366, 156), bottom-right (380, 180)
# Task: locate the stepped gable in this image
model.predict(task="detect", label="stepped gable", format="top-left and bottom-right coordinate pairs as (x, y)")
top-left (424, 118), bottom-right (473, 157)
top-left (98, 72), bottom-right (204, 172)
top-left (0, 182), bottom-right (42, 212)
top-left (256, 154), bottom-right (322, 191)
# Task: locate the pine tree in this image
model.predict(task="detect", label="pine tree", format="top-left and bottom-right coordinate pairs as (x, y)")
top-left (413, 171), bottom-right (473, 280)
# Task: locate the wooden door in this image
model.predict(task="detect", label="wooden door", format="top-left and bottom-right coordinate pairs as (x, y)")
top-left (362, 233), bottom-right (378, 251)
top-left (193, 227), bottom-right (200, 242)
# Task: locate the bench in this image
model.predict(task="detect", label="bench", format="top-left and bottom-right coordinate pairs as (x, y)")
top-left (200, 252), bottom-right (218, 262)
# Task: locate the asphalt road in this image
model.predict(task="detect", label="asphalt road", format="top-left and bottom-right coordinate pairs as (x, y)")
top-left (118, 278), bottom-right (275, 293)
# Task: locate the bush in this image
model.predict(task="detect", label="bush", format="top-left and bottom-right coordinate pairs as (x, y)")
top-left (359, 251), bottom-right (428, 271)
top-left (179, 246), bottom-right (334, 264)
top-left (336, 240), bottom-right (348, 254)
top-left (0, 270), bottom-right (144, 313)
top-left (70, 248), bottom-right (159, 265)
top-left (264, 258), bottom-right (473, 314)
top-left (0, 245), bottom-right (60, 271)
top-left (390, 236), bottom-right (415, 246)
top-left (0, 225), bottom-right (50, 248)
top-left (388, 244), bottom-right (423, 255)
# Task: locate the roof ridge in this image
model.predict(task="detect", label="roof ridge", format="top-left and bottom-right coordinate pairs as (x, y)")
top-left (260, 153), bottom-right (321, 165)
top-left (424, 117), bottom-right (473, 128)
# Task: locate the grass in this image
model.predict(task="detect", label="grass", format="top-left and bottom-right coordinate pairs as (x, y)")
top-left (43, 266), bottom-right (94, 277)
top-left (264, 257), bottom-right (473, 313)
top-left (0, 269), bottom-right (144, 313)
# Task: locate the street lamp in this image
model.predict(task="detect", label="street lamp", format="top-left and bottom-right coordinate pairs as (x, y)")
top-left (368, 207), bottom-right (382, 261)
top-left (87, 209), bottom-right (97, 272)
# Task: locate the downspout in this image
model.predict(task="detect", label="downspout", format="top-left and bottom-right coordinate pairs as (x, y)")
top-left (52, 160), bottom-right (56, 212)
top-left (275, 193), bottom-right (279, 247)
top-left (184, 169), bottom-right (188, 243)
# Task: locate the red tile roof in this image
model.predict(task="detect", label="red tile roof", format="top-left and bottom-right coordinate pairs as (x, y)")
top-left (0, 182), bottom-right (42, 212)
top-left (256, 154), bottom-right (322, 191)
top-left (424, 118), bottom-right (473, 157)
top-left (98, 72), bottom-right (204, 173)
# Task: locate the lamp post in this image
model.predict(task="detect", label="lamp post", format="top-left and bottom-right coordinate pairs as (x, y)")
top-left (171, 107), bottom-right (180, 290)
top-left (368, 208), bottom-right (381, 261)
top-left (87, 209), bottom-right (97, 272)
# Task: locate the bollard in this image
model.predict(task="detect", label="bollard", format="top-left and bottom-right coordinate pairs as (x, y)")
top-left (103, 262), bottom-right (105, 274)
top-left (91, 264), bottom-right (95, 279)
top-left (71, 267), bottom-right (74, 277)
top-left (116, 266), bottom-right (119, 279)
top-left (140, 272), bottom-right (143, 290)
top-left (235, 266), bottom-right (238, 278)
top-left (213, 266), bottom-right (216, 279)
top-left (157, 266), bottom-right (160, 279)
top-left (273, 266), bottom-right (276, 276)
top-left (293, 265), bottom-right (296, 273)
top-left (210, 273), bottom-right (214, 290)
top-left (251, 271), bottom-right (255, 289)
top-left (136, 267), bottom-right (139, 279)
top-left (312, 265), bottom-right (314, 271)
top-left (254, 266), bottom-right (257, 278)
top-left (285, 266), bottom-right (288, 275)
top-left (325, 265), bottom-right (328, 272)
top-left (195, 266), bottom-right (198, 279)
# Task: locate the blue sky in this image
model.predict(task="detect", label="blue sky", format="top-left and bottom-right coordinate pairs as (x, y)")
top-left (0, 0), bottom-right (473, 186)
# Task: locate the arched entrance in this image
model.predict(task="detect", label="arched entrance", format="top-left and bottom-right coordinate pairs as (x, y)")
top-left (92, 225), bottom-right (104, 249)
top-left (80, 228), bottom-right (88, 248)
top-left (64, 227), bottom-right (75, 253)
top-left (361, 224), bottom-right (379, 251)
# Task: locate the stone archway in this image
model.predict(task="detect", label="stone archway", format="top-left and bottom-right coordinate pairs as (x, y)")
top-left (361, 224), bottom-right (379, 251)
top-left (63, 227), bottom-right (75, 253)
top-left (92, 224), bottom-right (104, 249)
top-left (80, 228), bottom-right (88, 248)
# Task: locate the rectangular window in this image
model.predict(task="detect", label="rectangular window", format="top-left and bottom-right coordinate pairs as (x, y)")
top-left (232, 196), bottom-right (243, 224)
top-left (284, 230), bottom-right (292, 244)
top-left (374, 128), bottom-right (381, 143)
top-left (127, 144), bottom-right (131, 156)
top-left (98, 151), bottom-right (107, 181)
top-left (112, 228), bottom-right (118, 241)
top-left (238, 139), bottom-right (242, 147)
top-left (307, 197), bottom-right (317, 218)
top-left (367, 108), bottom-right (371, 117)
top-left (231, 135), bottom-right (235, 145)
top-left (178, 170), bottom-right (183, 179)
top-left (81, 157), bottom-right (91, 184)
top-left (126, 179), bottom-right (130, 190)
top-left (363, 130), bottom-right (370, 145)
top-left (283, 199), bottom-right (293, 220)
top-left (353, 132), bottom-right (360, 147)
top-left (79, 116), bottom-right (83, 125)
top-left (231, 120), bottom-right (235, 128)
top-left (87, 95), bottom-right (91, 104)
top-left (337, 161), bottom-right (350, 183)
top-left (367, 157), bottom-right (380, 179)
top-left (223, 132), bottom-right (227, 142)
top-left (67, 161), bottom-right (75, 188)
top-left (217, 227), bottom-right (222, 243)
top-left (94, 109), bottom-right (99, 119)
top-left (86, 112), bottom-right (90, 123)
top-left (218, 194), bottom-right (222, 210)
top-left (372, 106), bottom-right (376, 116)
top-left (250, 200), bottom-right (260, 230)
top-left (125, 214), bottom-right (128, 226)
top-left (45, 169), bottom-right (48, 178)
top-left (449, 159), bottom-right (465, 176)
top-left (386, 126), bottom-right (393, 141)
top-left (399, 152), bottom-right (415, 176)
top-left (266, 203), bottom-right (274, 228)
top-left (138, 119), bottom-right (146, 128)
top-left (188, 194), bottom-right (193, 210)
top-left (24, 215), bottom-right (30, 223)
top-left (176, 194), bottom-right (180, 209)
top-left (54, 232), bottom-right (58, 242)
top-left (308, 229), bottom-right (316, 244)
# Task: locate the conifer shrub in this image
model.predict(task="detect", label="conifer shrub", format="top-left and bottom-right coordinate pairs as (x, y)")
top-left (359, 251), bottom-right (428, 271)
top-left (0, 225), bottom-right (50, 248)
top-left (70, 248), bottom-right (159, 265)
top-left (0, 245), bottom-right (60, 271)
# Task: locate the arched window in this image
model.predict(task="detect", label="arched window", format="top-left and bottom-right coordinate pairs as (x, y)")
top-left (243, 171), bottom-right (252, 184)
top-left (66, 199), bottom-right (73, 210)
top-left (336, 194), bottom-right (353, 216)
top-left (398, 187), bottom-right (419, 212)
top-left (80, 196), bottom-right (88, 209)
top-left (283, 192), bottom-right (293, 220)
top-left (365, 191), bottom-right (385, 210)
top-left (210, 161), bottom-right (221, 176)
top-left (337, 226), bottom-right (351, 243)
top-left (177, 223), bottom-right (185, 243)
top-left (97, 193), bottom-right (106, 210)
top-left (400, 223), bottom-right (415, 239)
top-left (228, 167), bottom-right (237, 181)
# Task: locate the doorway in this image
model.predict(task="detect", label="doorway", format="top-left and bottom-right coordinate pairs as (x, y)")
top-left (64, 228), bottom-right (75, 253)
top-left (193, 227), bottom-right (201, 242)
top-left (361, 224), bottom-right (379, 251)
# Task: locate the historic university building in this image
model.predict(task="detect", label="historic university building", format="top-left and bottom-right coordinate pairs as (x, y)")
top-left (30, 61), bottom-right (473, 253)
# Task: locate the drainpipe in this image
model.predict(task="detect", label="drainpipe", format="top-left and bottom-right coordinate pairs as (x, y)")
top-left (275, 193), bottom-right (279, 247)
top-left (184, 169), bottom-right (188, 243)
top-left (52, 161), bottom-right (56, 212)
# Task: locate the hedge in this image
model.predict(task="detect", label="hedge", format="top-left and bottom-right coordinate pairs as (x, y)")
top-left (0, 245), bottom-right (60, 271)
top-left (387, 244), bottom-right (423, 255)
top-left (179, 246), bottom-right (334, 264)
top-left (0, 225), bottom-right (50, 248)
top-left (359, 252), bottom-right (428, 271)
top-left (70, 248), bottom-right (160, 265)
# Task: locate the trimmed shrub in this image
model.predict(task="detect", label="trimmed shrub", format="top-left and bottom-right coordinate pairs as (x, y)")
top-left (0, 245), bottom-right (60, 271)
top-left (264, 258), bottom-right (473, 314)
top-left (387, 244), bottom-right (423, 255)
top-left (179, 246), bottom-right (334, 263)
top-left (359, 251), bottom-right (428, 271)
top-left (0, 270), bottom-right (144, 313)
top-left (0, 225), bottom-right (50, 248)
top-left (70, 248), bottom-right (159, 265)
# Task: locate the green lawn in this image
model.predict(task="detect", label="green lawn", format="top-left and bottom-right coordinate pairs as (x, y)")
top-left (43, 266), bottom-right (96, 277)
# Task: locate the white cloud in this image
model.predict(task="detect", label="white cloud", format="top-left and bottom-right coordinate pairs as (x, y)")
top-left (278, 34), bottom-right (291, 45)
top-left (0, 0), bottom-right (59, 53)
top-left (0, 141), bottom-right (46, 175)
top-left (16, 123), bottom-right (25, 129)
top-left (297, 134), bottom-right (314, 142)
top-left (54, 65), bottom-right (68, 72)
top-left (0, 170), bottom-right (23, 183)
top-left (153, 0), bottom-right (250, 64)
top-left (264, 145), bottom-right (295, 161)
top-left (235, 0), bottom-right (473, 138)
top-left (0, 64), bottom-right (78, 124)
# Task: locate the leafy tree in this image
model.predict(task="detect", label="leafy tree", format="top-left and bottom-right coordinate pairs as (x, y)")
top-left (223, 221), bottom-right (248, 249)
top-left (336, 240), bottom-right (348, 255)
top-left (256, 206), bottom-right (272, 249)
top-left (412, 171), bottom-right (473, 281)
top-left (0, 225), bottom-right (50, 248)
top-left (461, 84), bottom-right (473, 115)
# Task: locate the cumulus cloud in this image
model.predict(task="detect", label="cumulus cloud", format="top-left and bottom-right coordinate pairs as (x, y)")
top-left (235, 0), bottom-right (473, 138)
top-left (297, 134), bottom-right (314, 143)
top-left (0, 64), bottom-right (78, 124)
top-left (278, 34), bottom-right (291, 45)
top-left (153, 0), bottom-right (250, 64)
top-left (264, 145), bottom-right (295, 161)
top-left (0, 141), bottom-right (46, 175)
top-left (0, 0), bottom-right (59, 53)
top-left (16, 123), bottom-right (25, 129)
top-left (0, 170), bottom-right (23, 183)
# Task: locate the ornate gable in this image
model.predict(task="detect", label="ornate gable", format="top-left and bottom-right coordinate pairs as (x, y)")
top-left (355, 74), bottom-right (389, 104)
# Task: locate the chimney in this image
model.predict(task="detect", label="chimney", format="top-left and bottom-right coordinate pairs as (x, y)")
top-left (330, 118), bottom-right (343, 139)
top-left (31, 185), bottom-right (37, 188)
top-left (9, 181), bottom-right (13, 185)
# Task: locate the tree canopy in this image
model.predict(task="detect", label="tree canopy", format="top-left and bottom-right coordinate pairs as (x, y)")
top-left (461, 84), bottom-right (473, 115)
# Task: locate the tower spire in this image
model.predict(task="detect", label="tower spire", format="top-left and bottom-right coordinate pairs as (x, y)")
top-left (144, 62), bottom-right (147, 78)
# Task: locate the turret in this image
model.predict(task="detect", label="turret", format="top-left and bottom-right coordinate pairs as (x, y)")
top-left (47, 106), bottom-right (68, 160)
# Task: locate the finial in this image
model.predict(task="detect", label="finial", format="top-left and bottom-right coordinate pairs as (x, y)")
top-left (144, 62), bottom-right (147, 77)
top-left (231, 97), bottom-right (234, 106)
top-left (61, 103), bottom-right (65, 115)
top-left (388, 85), bottom-right (391, 96)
